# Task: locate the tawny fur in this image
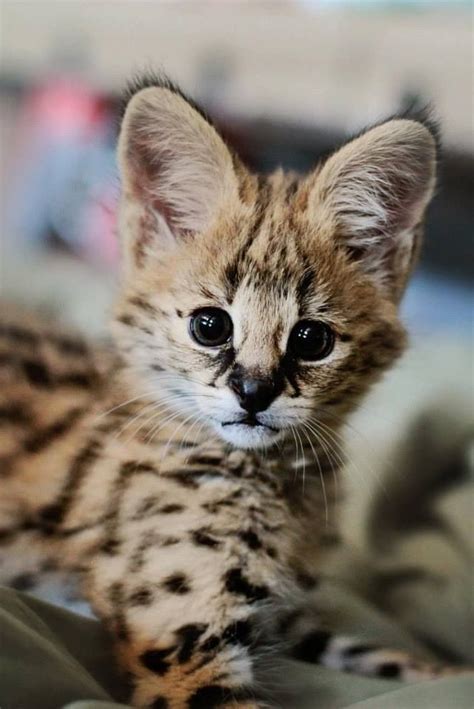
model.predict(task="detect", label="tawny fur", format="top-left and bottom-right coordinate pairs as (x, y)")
top-left (1, 78), bottom-right (462, 709)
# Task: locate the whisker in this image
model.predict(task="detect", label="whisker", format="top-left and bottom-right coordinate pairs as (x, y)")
top-left (307, 415), bottom-right (384, 500)
top-left (144, 408), bottom-right (187, 447)
top-left (318, 408), bottom-right (392, 496)
top-left (118, 393), bottom-right (191, 442)
top-left (115, 398), bottom-right (179, 440)
top-left (293, 425), bottom-right (306, 496)
top-left (288, 424), bottom-right (300, 483)
top-left (304, 419), bottom-right (345, 479)
top-left (95, 391), bottom-right (160, 420)
top-left (159, 411), bottom-right (201, 463)
top-left (300, 424), bottom-right (329, 522)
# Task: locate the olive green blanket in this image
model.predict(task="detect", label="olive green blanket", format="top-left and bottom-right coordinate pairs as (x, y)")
top-left (0, 581), bottom-right (472, 709)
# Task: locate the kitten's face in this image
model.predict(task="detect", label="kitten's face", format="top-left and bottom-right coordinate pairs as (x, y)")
top-left (115, 175), bottom-right (407, 450)
top-left (114, 81), bottom-right (436, 449)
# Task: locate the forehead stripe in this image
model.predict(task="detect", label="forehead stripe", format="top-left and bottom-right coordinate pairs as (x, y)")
top-left (224, 177), bottom-right (273, 303)
top-left (296, 267), bottom-right (316, 310)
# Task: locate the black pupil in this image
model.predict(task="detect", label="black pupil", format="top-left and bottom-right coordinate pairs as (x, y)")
top-left (191, 308), bottom-right (232, 346)
top-left (289, 320), bottom-right (333, 360)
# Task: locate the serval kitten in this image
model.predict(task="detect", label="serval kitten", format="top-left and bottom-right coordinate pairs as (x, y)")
top-left (1, 76), bottom-right (461, 708)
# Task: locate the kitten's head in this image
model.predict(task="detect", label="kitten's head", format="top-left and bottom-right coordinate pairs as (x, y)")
top-left (113, 75), bottom-right (437, 449)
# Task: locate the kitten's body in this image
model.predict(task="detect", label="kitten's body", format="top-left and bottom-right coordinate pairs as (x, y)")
top-left (0, 78), bottom-right (462, 708)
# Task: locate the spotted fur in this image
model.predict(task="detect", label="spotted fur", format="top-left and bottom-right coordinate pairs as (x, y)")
top-left (1, 77), bottom-right (464, 708)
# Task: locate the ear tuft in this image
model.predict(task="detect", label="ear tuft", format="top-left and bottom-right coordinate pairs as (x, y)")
top-left (120, 70), bottom-right (212, 127)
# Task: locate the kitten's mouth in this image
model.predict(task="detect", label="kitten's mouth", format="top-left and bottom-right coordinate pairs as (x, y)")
top-left (221, 416), bottom-right (279, 433)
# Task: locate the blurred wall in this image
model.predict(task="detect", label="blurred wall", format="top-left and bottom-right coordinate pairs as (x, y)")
top-left (1, 1), bottom-right (472, 149)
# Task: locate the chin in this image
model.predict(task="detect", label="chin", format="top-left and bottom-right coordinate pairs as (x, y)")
top-left (213, 421), bottom-right (284, 450)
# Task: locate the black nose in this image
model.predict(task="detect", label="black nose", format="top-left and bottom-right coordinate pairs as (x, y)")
top-left (228, 372), bottom-right (278, 414)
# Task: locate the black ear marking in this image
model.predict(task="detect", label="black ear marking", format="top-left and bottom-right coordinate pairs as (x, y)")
top-left (121, 70), bottom-right (212, 127)
top-left (332, 103), bottom-right (440, 164)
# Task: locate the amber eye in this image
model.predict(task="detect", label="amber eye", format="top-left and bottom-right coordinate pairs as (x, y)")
top-left (287, 320), bottom-right (334, 361)
top-left (190, 308), bottom-right (233, 347)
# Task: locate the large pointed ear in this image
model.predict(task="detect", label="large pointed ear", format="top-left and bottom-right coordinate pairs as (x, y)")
top-left (118, 78), bottom-right (239, 267)
top-left (309, 117), bottom-right (437, 300)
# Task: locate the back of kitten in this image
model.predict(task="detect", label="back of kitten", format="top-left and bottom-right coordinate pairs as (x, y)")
top-left (2, 76), bottom-right (463, 709)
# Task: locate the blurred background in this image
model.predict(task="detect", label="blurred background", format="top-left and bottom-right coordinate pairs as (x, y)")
top-left (0, 1), bottom-right (473, 543)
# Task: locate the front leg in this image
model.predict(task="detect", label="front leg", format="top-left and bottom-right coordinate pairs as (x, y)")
top-left (83, 454), bottom-right (292, 708)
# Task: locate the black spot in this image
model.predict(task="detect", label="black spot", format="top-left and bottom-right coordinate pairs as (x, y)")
top-left (133, 495), bottom-right (159, 519)
top-left (58, 372), bottom-right (94, 388)
top-left (128, 587), bottom-right (153, 606)
top-left (163, 471), bottom-right (199, 489)
top-left (57, 520), bottom-right (101, 538)
top-left (117, 314), bottom-right (136, 327)
top-left (38, 503), bottom-right (63, 525)
top-left (378, 662), bottom-right (401, 678)
top-left (23, 359), bottom-right (51, 387)
top-left (176, 623), bottom-right (207, 663)
top-left (224, 567), bottom-right (269, 602)
top-left (222, 620), bottom-right (252, 646)
top-left (129, 296), bottom-right (158, 316)
top-left (100, 538), bottom-right (120, 555)
top-left (343, 643), bottom-right (378, 656)
top-left (187, 454), bottom-right (223, 466)
top-left (23, 408), bottom-right (84, 453)
top-left (200, 634), bottom-right (220, 653)
top-left (10, 573), bottom-right (36, 591)
top-left (188, 685), bottom-right (230, 709)
top-left (0, 404), bottom-right (30, 425)
top-left (339, 333), bottom-right (353, 343)
top-left (292, 630), bottom-right (332, 663)
top-left (0, 528), bottom-right (16, 544)
top-left (120, 461), bottom-right (157, 476)
top-left (296, 571), bottom-right (319, 591)
top-left (163, 573), bottom-right (191, 594)
top-left (191, 529), bottom-right (222, 549)
top-left (51, 335), bottom-right (88, 356)
top-left (140, 648), bottom-right (173, 676)
top-left (151, 697), bottom-right (168, 709)
top-left (266, 546), bottom-right (278, 559)
top-left (137, 324), bottom-right (153, 336)
top-left (107, 581), bottom-right (129, 640)
top-left (161, 536), bottom-right (180, 547)
top-left (160, 504), bottom-right (185, 514)
top-left (0, 324), bottom-right (38, 346)
top-left (238, 530), bottom-right (262, 550)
